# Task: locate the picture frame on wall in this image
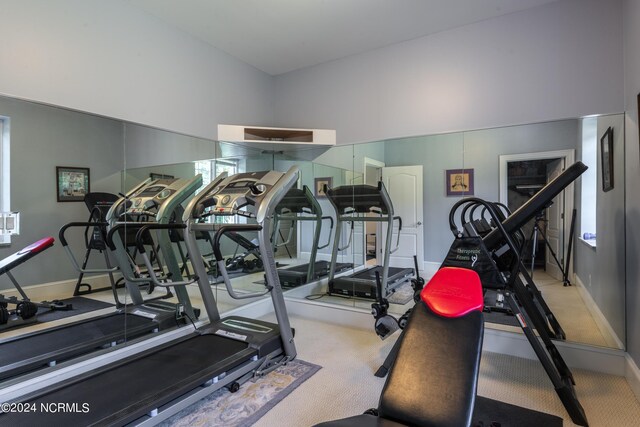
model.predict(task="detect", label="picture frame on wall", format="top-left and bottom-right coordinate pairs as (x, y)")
top-left (601, 126), bottom-right (614, 192)
top-left (446, 168), bottom-right (474, 196)
top-left (56, 166), bottom-right (90, 202)
top-left (314, 177), bottom-right (332, 198)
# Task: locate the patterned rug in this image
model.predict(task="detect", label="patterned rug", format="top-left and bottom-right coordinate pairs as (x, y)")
top-left (386, 281), bottom-right (414, 305)
top-left (159, 359), bottom-right (321, 427)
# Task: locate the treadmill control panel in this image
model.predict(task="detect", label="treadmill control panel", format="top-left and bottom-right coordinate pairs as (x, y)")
top-left (126, 181), bottom-right (177, 215)
top-left (193, 171), bottom-right (283, 219)
top-left (108, 175), bottom-right (203, 223)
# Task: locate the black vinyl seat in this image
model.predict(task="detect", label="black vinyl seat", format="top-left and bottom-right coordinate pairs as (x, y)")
top-left (316, 267), bottom-right (484, 427)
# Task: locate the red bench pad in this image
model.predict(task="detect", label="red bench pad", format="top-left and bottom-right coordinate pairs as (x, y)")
top-left (18, 237), bottom-right (55, 255)
top-left (421, 267), bottom-right (483, 318)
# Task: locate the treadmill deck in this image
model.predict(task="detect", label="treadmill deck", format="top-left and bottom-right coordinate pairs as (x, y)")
top-left (1, 333), bottom-right (256, 426)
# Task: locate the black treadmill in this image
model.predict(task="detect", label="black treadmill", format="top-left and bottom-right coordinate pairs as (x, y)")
top-left (272, 186), bottom-right (351, 287)
top-left (1, 167), bottom-right (299, 426)
top-left (0, 176), bottom-right (202, 380)
top-left (326, 182), bottom-right (414, 299)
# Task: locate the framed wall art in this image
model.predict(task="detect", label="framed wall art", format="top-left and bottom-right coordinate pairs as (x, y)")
top-left (57, 166), bottom-right (90, 202)
top-left (600, 126), bottom-right (614, 192)
top-left (446, 168), bottom-right (474, 196)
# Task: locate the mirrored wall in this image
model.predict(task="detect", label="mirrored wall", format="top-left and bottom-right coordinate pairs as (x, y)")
top-left (0, 92), bottom-right (626, 391)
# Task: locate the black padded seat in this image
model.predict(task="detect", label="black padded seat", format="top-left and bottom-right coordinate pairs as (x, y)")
top-left (316, 267), bottom-right (484, 427)
top-left (315, 414), bottom-right (407, 427)
top-left (378, 301), bottom-right (483, 427)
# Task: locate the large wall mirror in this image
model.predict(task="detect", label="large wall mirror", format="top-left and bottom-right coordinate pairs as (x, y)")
top-left (0, 92), bottom-right (626, 392)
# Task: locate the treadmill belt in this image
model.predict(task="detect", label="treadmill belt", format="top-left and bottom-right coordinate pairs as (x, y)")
top-left (2, 334), bottom-right (255, 426)
top-left (0, 314), bottom-right (156, 380)
top-left (351, 266), bottom-right (411, 280)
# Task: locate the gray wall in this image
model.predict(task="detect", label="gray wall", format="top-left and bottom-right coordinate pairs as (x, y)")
top-left (123, 124), bottom-right (216, 170)
top-left (0, 0), bottom-right (275, 141)
top-left (574, 115), bottom-right (626, 342)
top-left (274, 0), bottom-right (623, 145)
top-left (623, 0), bottom-right (640, 368)
top-left (384, 120), bottom-right (578, 264)
top-left (0, 97), bottom-right (123, 288)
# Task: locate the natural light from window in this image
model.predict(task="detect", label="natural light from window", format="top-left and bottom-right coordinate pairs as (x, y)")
top-left (580, 117), bottom-right (596, 247)
top-left (0, 118), bottom-right (10, 244)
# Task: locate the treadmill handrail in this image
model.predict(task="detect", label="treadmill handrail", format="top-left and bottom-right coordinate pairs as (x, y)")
top-left (273, 219), bottom-right (295, 248)
top-left (338, 221), bottom-right (354, 252)
top-left (105, 222), bottom-right (157, 251)
top-left (317, 216), bottom-right (334, 250)
top-left (59, 222), bottom-right (119, 274)
top-left (389, 216), bottom-right (403, 254)
top-left (211, 224), bottom-right (271, 300)
top-left (135, 224), bottom-right (199, 288)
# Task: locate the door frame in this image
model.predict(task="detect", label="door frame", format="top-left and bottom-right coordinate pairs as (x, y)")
top-left (363, 157), bottom-right (385, 264)
top-left (499, 149), bottom-right (575, 278)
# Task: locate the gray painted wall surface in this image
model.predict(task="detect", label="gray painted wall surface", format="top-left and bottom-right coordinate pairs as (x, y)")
top-left (623, 0), bottom-right (640, 365)
top-left (0, 97), bottom-right (123, 289)
top-left (384, 120), bottom-right (578, 263)
top-left (573, 115), bottom-right (626, 343)
top-left (0, 0), bottom-right (275, 141)
top-left (123, 124), bottom-right (216, 170)
top-left (274, 0), bottom-right (623, 145)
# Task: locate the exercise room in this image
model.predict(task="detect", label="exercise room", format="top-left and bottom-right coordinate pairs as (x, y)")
top-left (0, 0), bottom-right (639, 426)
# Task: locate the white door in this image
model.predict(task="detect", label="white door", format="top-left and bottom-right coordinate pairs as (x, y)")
top-left (381, 166), bottom-right (424, 270)
top-left (545, 159), bottom-right (565, 280)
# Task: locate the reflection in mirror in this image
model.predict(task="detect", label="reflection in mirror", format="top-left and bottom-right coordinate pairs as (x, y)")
top-left (459, 117), bottom-right (625, 350)
top-left (279, 118), bottom-right (625, 352)
top-left (0, 87), bottom-right (622, 394)
top-left (0, 95), bottom-right (127, 385)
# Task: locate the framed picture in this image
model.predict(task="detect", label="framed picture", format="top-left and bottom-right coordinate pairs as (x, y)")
top-left (150, 172), bottom-right (174, 180)
top-left (446, 168), bottom-right (474, 196)
top-left (56, 166), bottom-right (90, 202)
top-left (314, 177), bottom-right (332, 198)
top-left (600, 126), bottom-right (614, 192)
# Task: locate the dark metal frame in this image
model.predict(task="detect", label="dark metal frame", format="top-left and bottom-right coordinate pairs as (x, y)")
top-left (600, 126), bottom-right (614, 192)
top-left (56, 166), bottom-right (90, 202)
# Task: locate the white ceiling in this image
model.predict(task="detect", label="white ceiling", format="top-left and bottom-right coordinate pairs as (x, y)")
top-left (126, 0), bottom-right (559, 76)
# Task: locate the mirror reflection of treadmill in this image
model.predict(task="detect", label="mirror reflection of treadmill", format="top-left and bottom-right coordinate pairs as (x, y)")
top-left (273, 186), bottom-right (352, 287)
top-left (0, 176), bottom-right (202, 381)
top-left (325, 182), bottom-right (414, 300)
top-left (0, 168), bottom-right (299, 426)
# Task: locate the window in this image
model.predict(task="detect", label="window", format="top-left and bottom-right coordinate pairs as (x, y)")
top-left (580, 117), bottom-right (597, 246)
top-left (0, 117), bottom-right (10, 244)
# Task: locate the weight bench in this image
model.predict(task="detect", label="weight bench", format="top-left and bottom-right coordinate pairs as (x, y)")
top-left (316, 267), bottom-right (484, 427)
top-left (0, 237), bottom-right (72, 330)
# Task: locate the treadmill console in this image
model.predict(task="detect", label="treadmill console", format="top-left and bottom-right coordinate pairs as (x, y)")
top-left (125, 179), bottom-right (179, 215)
top-left (193, 171), bottom-right (286, 219)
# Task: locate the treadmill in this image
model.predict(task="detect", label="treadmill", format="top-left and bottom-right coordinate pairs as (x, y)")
top-left (326, 182), bottom-right (414, 299)
top-left (0, 167), bottom-right (299, 426)
top-left (0, 176), bottom-right (201, 381)
top-left (272, 185), bottom-right (351, 287)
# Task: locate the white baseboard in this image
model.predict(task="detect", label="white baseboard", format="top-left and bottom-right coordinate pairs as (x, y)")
top-left (626, 353), bottom-right (640, 401)
top-left (574, 274), bottom-right (624, 349)
top-left (422, 261), bottom-right (439, 279)
top-left (0, 274), bottom-right (119, 301)
top-left (284, 295), bottom-right (628, 376)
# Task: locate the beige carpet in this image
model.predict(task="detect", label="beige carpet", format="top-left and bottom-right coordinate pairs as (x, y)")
top-left (253, 314), bottom-right (640, 427)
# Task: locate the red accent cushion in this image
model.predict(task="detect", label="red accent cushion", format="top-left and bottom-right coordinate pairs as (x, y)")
top-left (420, 267), bottom-right (484, 318)
top-left (18, 237), bottom-right (55, 255)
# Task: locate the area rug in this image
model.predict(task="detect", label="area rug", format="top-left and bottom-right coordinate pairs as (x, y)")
top-left (386, 281), bottom-right (414, 305)
top-left (159, 359), bottom-right (321, 427)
